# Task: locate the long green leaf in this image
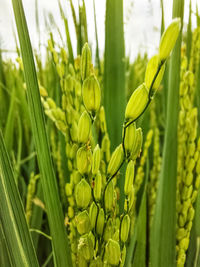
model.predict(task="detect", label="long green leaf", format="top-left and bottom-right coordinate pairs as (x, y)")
top-left (63, 17), bottom-right (74, 63)
top-left (0, 222), bottom-right (12, 267)
top-left (93, 0), bottom-right (101, 74)
top-left (104, 0), bottom-right (126, 152)
top-left (186, 189), bottom-right (200, 266)
top-left (186, 0), bottom-right (192, 64)
top-left (160, 0), bottom-right (165, 35)
top-left (132, 189), bottom-right (147, 267)
top-left (0, 130), bottom-right (39, 267)
top-left (4, 81), bottom-right (15, 153)
top-left (104, 0), bottom-right (126, 213)
top-left (150, 1), bottom-right (184, 267)
top-left (58, 0), bottom-right (74, 63)
top-left (11, 0), bottom-right (72, 266)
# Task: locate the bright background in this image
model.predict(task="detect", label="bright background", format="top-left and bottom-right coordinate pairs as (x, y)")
top-left (0, 0), bottom-right (199, 61)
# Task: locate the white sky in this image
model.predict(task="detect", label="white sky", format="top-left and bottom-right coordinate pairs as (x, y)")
top-left (0, 0), bottom-right (199, 62)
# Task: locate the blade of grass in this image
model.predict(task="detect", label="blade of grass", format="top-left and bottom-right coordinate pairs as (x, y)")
top-left (185, 189), bottom-right (200, 266)
top-left (150, 1), bottom-right (184, 267)
top-left (0, 130), bottom-right (39, 266)
top-left (186, 0), bottom-right (192, 64)
top-left (69, 0), bottom-right (80, 55)
top-left (4, 81), bottom-right (15, 153)
top-left (58, 0), bottom-right (74, 63)
top-left (104, 0), bottom-right (126, 213)
top-left (0, 222), bottom-right (12, 267)
top-left (30, 180), bottom-right (44, 250)
top-left (82, 0), bottom-right (88, 43)
top-left (132, 159), bottom-right (149, 267)
top-left (196, 4), bottom-right (200, 27)
top-left (78, 4), bottom-right (83, 54)
top-left (11, 0), bottom-right (72, 266)
top-left (160, 0), bottom-right (169, 123)
top-left (104, 0), bottom-right (126, 151)
top-left (132, 190), bottom-right (147, 267)
top-left (58, 0), bottom-right (74, 64)
top-left (0, 49), bottom-right (8, 129)
top-left (93, 0), bottom-right (101, 74)
top-left (63, 16), bottom-right (74, 63)
top-left (160, 0), bottom-right (165, 35)
top-left (126, 156), bottom-right (150, 267)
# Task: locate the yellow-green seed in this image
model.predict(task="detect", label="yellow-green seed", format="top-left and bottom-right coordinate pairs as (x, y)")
top-left (120, 214), bottom-right (130, 243)
top-left (123, 122), bottom-right (136, 158)
top-left (107, 144), bottom-right (124, 177)
top-left (82, 75), bottom-right (101, 114)
top-left (92, 144), bottom-right (101, 175)
top-left (96, 208), bottom-right (105, 235)
top-left (104, 181), bottom-right (114, 212)
top-left (76, 211), bottom-right (91, 235)
top-left (159, 18), bottom-right (181, 61)
top-left (105, 239), bottom-right (121, 266)
top-left (145, 54), bottom-right (165, 93)
top-left (89, 202), bottom-right (98, 229)
top-left (78, 234), bottom-right (94, 261)
top-left (76, 147), bottom-right (92, 174)
top-left (94, 171), bottom-right (102, 201)
top-left (131, 128), bottom-right (143, 161)
top-left (81, 43), bottom-right (91, 80)
top-left (78, 111), bottom-right (91, 143)
top-left (124, 160), bottom-right (135, 195)
top-left (125, 83), bottom-right (149, 121)
top-left (75, 179), bottom-right (91, 208)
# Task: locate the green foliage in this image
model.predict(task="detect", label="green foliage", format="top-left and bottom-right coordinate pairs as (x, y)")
top-left (0, 1), bottom-right (200, 266)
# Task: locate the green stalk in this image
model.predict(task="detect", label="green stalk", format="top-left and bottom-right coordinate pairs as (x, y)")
top-left (0, 130), bottom-right (39, 267)
top-left (11, 0), bottom-right (72, 266)
top-left (150, 1), bottom-right (184, 267)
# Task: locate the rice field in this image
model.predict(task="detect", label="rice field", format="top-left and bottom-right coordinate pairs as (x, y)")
top-left (0, 0), bottom-right (200, 266)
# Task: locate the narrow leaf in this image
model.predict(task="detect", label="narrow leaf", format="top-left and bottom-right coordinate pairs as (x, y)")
top-left (11, 0), bottom-right (72, 266)
top-left (0, 130), bottom-right (39, 267)
top-left (104, 0), bottom-right (126, 151)
top-left (104, 0), bottom-right (126, 213)
top-left (150, 1), bottom-right (184, 267)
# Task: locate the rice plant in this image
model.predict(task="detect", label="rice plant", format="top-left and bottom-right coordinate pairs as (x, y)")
top-left (0, 0), bottom-right (200, 266)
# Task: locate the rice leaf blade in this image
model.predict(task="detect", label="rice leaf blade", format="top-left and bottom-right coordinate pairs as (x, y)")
top-left (104, 0), bottom-right (126, 151)
top-left (11, 0), bottom-right (72, 266)
top-left (150, 1), bottom-right (184, 266)
top-left (0, 130), bottom-right (39, 267)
